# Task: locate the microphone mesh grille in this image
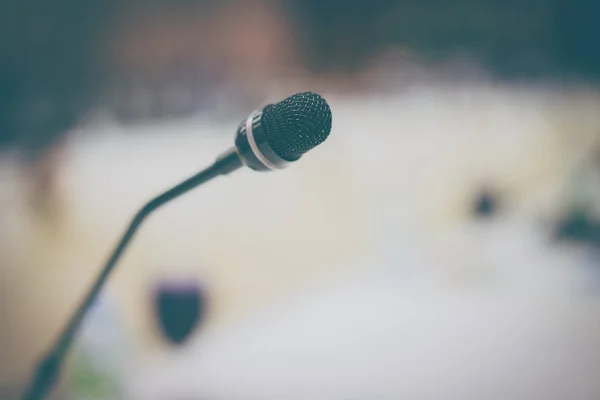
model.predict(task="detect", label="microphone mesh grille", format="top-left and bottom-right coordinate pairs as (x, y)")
top-left (261, 92), bottom-right (332, 160)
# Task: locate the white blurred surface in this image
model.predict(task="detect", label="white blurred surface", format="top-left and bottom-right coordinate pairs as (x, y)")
top-left (132, 215), bottom-right (600, 400)
top-left (2, 82), bottom-right (600, 398)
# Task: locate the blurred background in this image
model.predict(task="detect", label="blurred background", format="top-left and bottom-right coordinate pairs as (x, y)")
top-left (2, 0), bottom-right (600, 399)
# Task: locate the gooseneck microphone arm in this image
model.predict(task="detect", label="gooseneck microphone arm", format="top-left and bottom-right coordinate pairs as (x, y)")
top-left (22, 150), bottom-right (242, 400)
top-left (22, 91), bottom-right (333, 400)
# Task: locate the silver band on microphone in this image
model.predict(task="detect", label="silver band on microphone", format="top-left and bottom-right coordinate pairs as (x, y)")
top-left (244, 110), bottom-right (289, 170)
top-left (234, 108), bottom-right (293, 171)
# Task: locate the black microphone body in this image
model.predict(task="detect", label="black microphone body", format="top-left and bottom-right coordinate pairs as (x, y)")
top-left (22, 92), bottom-right (332, 400)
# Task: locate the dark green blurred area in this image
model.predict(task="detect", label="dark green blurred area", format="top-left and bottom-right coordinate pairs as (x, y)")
top-left (288, 0), bottom-right (599, 76)
top-left (0, 0), bottom-right (117, 155)
top-left (0, 0), bottom-right (598, 157)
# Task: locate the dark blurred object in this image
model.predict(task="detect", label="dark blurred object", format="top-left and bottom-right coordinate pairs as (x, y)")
top-left (555, 209), bottom-right (600, 245)
top-left (553, 0), bottom-right (600, 78)
top-left (154, 281), bottom-right (207, 346)
top-left (283, 0), bottom-right (398, 72)
top-left (472, 189), bottom-right (499, 218)
top-left (284, 0), bottom-right (600, 79)
top-left (0, 0), bottom-right (117, 160)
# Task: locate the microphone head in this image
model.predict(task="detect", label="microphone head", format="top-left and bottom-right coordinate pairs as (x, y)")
top-left (261, 92), bottom-right (332, 161)
top-left (234, 92), bottom-right (332, 171)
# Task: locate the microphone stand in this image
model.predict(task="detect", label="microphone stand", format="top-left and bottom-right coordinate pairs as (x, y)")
top-left (22, 150), bottom-right (242, 400)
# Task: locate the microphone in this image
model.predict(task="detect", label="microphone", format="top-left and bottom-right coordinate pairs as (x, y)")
top-left (234, 91), bottom-right (332, 170)
top-left (22, 92), bottom-right (332, 400)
